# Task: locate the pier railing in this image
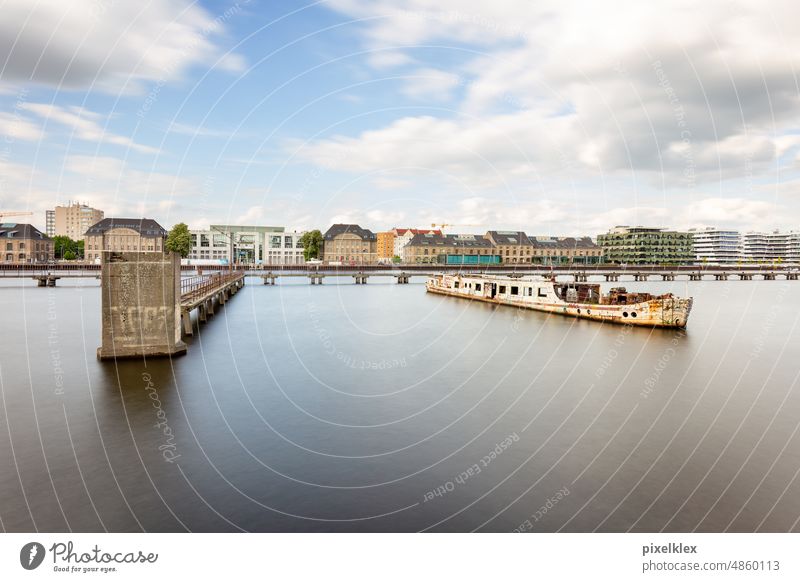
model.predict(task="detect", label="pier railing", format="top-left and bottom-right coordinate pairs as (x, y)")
top-left (180, 271), bottom-right (243, 302)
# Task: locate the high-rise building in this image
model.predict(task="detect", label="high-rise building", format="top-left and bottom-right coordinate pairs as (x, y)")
top-left (597, 226), bottom-right (694, 265)
top-left (49, 202), bottom-right (104, 240)
top-left (376, 231), bottom-right (395, 261)
top-left (688, 227), bottom-right (742, 264)
top-left (788, 231), bottom-right (800, 264)
top-left (45, 210), bottom-right (55, 237)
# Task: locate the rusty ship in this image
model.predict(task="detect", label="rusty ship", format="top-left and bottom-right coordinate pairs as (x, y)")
top-left (426, 273), bottom-right (693, 328)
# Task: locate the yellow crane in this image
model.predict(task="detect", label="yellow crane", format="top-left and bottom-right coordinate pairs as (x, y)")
top-left (430, 223), bottom-right (486, 231)
top-left (0, 211), bottom-right (33, 220)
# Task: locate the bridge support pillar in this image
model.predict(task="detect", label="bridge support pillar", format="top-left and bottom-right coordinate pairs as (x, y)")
top-left (787, 273), bottom-right (798, 280)
top-left (634, 273), bottom-right (648, 282)
top-left (604, 273), bottom-right (619, 282)
top-left (763, 273), bottom-right (776, 280)
top-left (97, 251), bottom-right (186, 360)
top-left (262, 274), bottom-right (277, 285)
top-left (181, 311), bottom-right (193, 336)
top-left (199, 303), bottom-right (207, 322)
top-left (689, 273), bottom-right (702, 281)
top-left (396, 274), bottom-right (409, 284)
top-left (36, 277), bottom-right (47, 287)
top-left (661, 274), bottom-right (675, 281)
top-left (206, 298), bottom-right (214, 316)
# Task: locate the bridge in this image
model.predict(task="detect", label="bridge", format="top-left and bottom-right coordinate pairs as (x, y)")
top-left (6, 263), bottom-right (798, 285)
top-left (179, 271), bottom-right (244, 336)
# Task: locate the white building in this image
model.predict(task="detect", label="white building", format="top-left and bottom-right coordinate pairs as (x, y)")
top-left (188, 229), bottom-right (231, 264)
top-left (688, 227), bottom-right (741, 264)
top-left (266, 230), bottom-right (306, 265)
top-left (393, 228), bottom-right (442, 259)
top-left (787, 231), bottom-right (800, 263)
top-left (741, 231), bottom-right (789, 263)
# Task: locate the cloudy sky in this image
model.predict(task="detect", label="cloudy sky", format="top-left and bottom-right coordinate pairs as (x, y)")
top-left (0, 0), bottom-right (798, 235)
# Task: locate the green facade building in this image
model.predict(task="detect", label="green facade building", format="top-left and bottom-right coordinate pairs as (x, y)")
top-left (597, 226), bottom-right (694, 265)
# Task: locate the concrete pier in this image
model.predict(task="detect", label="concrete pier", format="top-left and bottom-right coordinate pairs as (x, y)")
top-left (97, 251), bottom-right (186, 360)
top-left (396, 274), bottom-right (410, 284)
top-left (353, 274), bottom-right (369, 284)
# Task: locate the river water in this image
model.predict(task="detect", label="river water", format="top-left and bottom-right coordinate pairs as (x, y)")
top-left (1, 276), bottom-right (799, 532)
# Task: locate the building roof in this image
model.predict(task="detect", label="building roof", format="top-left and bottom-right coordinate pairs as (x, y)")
top-left (85, 218), bottom-right (167, 238)
top-left (393, 228), bottom-right (442, 236)
top-left (407, 233), bottom-right (495, 248)
top-left (486, 230), bottom-right (531, 245)
top-left (0, 223), bottom-right (51, 240)
top-left (324, 224), bottom-right (376, 241)
top-left (528, 236), bottom-right (599, 249)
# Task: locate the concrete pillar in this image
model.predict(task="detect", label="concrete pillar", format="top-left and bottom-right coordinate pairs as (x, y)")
top-left (207, 298), bottom-right (214, 315)
top-left (199, 303), bottom-right (207, 322)
top-left (97, 251), bottom-right (187, 360)
top-left (37, 277), bottom-right (46, 287)
top-left (181, 311), bottom-right (193, 336)
top-left (47, 277), bottom-right (57, 287)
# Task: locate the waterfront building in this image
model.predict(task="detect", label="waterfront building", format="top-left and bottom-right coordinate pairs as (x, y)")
top-left (741, 230), bottom-right (790, 263)
top-left (528, 236), bottom-right (603, 265)
top-left (266, 230), bottom-right (306, 265)
top-left (47, 202), bottom-right (104, 240)
top-left (688, 227), bottom-right (742, 264)
top-left (376, 231), bottom-right (395, 261)
top-left (597, 226), bottom-right (693, 265)
top-left (322, 224), bottom-right (377, 264)
top-left (84, 218), bottom-right (167, 261)
top-left (788, 231), bottom-right (800, 264)
top-left (209, 224), bottom-right (284, 264)
top-left (392, 228), bottom-right (442, 259)
top-left (402, 232), bottom-right (500, 264)
top-left (188, 229), bottom-right (232, 264)
top-left (483, 231), bottom-right (534, 263)
top-left (0, 223), bottom-right (54, 263)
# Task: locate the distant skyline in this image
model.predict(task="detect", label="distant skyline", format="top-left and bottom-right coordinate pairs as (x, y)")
top-left (1, 1), bottom-right (799, 235)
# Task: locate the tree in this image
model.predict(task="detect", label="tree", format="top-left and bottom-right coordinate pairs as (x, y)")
top-left (299, 230), bottom-right (323, 261)
top-left (52, 235), bottom-right (82, 260)
top-left (166, 223), bottom-right (192, 258)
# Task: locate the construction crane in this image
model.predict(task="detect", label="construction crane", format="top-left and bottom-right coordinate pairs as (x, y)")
top-left (430, 223), bottom-right (485, 231)
top-left (0, 211), bottom-right (33, 220)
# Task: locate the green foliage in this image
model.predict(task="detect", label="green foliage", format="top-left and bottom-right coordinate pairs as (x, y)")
top-left (165, 223), bottom-right (192, 258)
top-left (392, 255), bottom-right (402, 263)
top-left (52, 235), bottom-right (82, 260)
top-left (300, 229), bottom-right (323, 261)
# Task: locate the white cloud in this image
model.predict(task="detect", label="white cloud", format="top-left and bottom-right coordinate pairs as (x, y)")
top-left (0, 0), bottom-right (245, 92)
top-left (21, 103), bottom-right (157, 153)
top-left (318, 0), bottom-right (800, 189)
top-left (0, 112), bottom-right (43, 141)
top-left (402, 68), bottom-right (461, 101)
top-left (367, 51), bottom-right (414, 69)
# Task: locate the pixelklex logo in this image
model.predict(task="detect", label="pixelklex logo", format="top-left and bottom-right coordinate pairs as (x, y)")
top-left (20, 542), bottom-right (46, 570)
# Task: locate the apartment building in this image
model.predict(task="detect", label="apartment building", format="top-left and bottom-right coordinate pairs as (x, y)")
top-left (322, 224), bottom-right (377, 264)
top-left (597, 226), bottom-right (693, 265)
top-left (47, 202), bottom-right (104, 239)
top-left (688, 227), bottom-right (742, 264)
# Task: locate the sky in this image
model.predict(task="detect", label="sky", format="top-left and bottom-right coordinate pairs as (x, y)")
top-left (0, 0), bottom-right (799, 236)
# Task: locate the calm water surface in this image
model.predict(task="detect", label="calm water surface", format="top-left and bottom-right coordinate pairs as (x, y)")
top-left (1, 276), bottom-right (799, 532)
